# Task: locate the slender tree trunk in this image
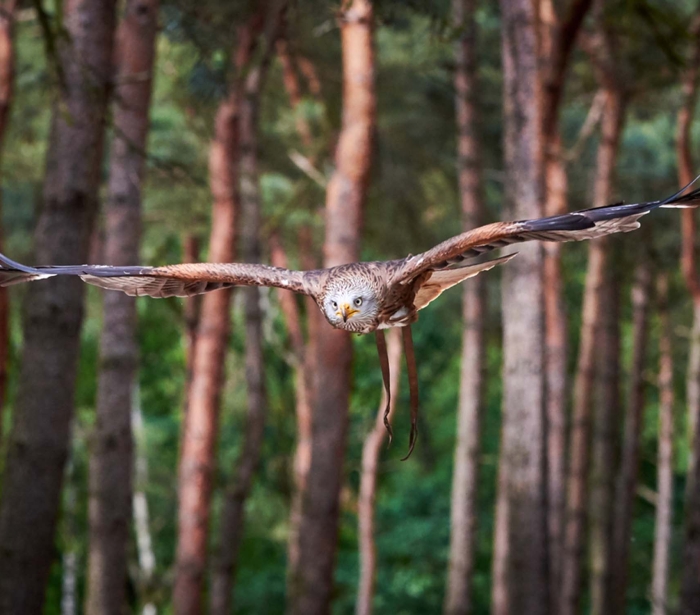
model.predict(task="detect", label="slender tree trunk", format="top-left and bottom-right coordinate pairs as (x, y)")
top-left (86, 1), bottom-right (158, 612)
top-left (682, 389), bottom-right (700, 615)
top-left (491, 2), bottom-right (547, 614)
top-left (539, 4), bottom-right (593, 601)
top-left (678, 17), bottom-right (700, 615)
top-left (132, 384), bottom-right (158, 615)
top-left (276, 35), bottom-right (321, 593)
top-left (542, 145), bottom-right (567, 611)
top-left (269, 232), bottom-right (315, 593)
top-left (589, 253), bottom-right (621, 615)
top-left (0, 0), bottom-right (116, 611)
top-left (356, 328), bottom-right (402, 615)
top-left (277, 35), bottom-right (313, 149)
top-left (184, 234), bottom-right (201, 410)
top-left (651, 273), bottom-right (674, 615)
top-left (610, 257), bottom-right (652, 615)
top-left (173, 20), bottom-right (260, 615)
top-left (209, 24), bottom-right (277, 611)
top-left (289, 2), bottom-right (375, 613)
top-left (0, 0), bottom-right (16, 426)
top-left (561, 85), bottom-right (625, 615)
top-left (61, 455), bottom-right (79, 615)
top-left (444, 0), bottom-right (485, 613)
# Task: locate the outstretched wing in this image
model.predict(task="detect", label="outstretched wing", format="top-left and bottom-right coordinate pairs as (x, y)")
top-left (391, 181), bottom-right (700, 286)
top-left (0, 252), bottom-right (322, 299)
top-left (413, 253), bottom-right (516, 310)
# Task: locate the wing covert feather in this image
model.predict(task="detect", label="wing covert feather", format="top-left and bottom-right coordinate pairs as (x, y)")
top-left (392, 185), bottom-right (700, 285)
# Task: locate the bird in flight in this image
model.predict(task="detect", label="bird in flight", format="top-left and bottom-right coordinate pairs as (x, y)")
top-left (1, 180), bottom-right (698, 457)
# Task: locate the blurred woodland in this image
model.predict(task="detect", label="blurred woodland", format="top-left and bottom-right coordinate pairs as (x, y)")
top-left (2, 0), bottom-right (700, 613)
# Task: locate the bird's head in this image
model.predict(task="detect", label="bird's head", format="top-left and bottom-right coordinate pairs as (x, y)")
top-left (321, 278), bottom-right (379, 333)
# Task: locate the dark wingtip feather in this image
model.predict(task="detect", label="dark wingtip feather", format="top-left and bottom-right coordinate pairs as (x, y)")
top-left (660, 174), bottom-right (700, 204)
top-left (520, 212), bottom-right (595, 233)
top-left (662, 186), bottom-right (700, 207)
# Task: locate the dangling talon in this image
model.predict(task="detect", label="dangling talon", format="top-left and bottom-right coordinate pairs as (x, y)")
top-left (375, 330), bottom-right (393, 447)
top-left (401, 326), bottom-right (419, 461)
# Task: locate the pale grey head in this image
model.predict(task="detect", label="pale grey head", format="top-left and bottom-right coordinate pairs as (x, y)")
top-left (320, 274), bottom-right (381, 333)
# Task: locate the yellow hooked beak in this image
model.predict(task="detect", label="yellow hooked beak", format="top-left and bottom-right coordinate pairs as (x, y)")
top-left (337, 303), bottom-right (359, 323)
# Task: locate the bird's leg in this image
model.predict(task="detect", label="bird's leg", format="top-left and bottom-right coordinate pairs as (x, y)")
top-left (374, 330), bottom-right (393, 445)
top-left (401, 325), bottom-right (419, 461)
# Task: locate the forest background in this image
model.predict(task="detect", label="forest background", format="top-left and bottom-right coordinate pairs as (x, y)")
top-left (1, 0), bottom-right (700, 614)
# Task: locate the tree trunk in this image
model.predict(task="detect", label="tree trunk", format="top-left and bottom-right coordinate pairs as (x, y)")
top-left (610, 257), bottom-right (652, 615)
top-left (184, 234), bottom-right (201, 410)
top-left (173, 20), bottom-right (260, 615)
top-left (86, 1), bottom-right (158, 612)
top-left (275, 34), bottom-right (321, 594)
top-left (269, 232), bottom-right (315, 595)
top-left (289, 2), bottom-right (375, 613)
top-left (682, 384), bottom-right (700, 615)
top-left (209, 27), bottom-right (275, 613)
top-left (61, 455), bottom-right (79, 615)
top-left (0, 0), bottom-right (116, 611)
top-left (589, 252), bottom-right (621, 615)
top-left (132, 384), bottom-right (158, 615)
top-left (651, 273), bottom-right (674, 615)
top-left (491, 1), bottom-right (547, 614)
top-left (444, 0), bottom-right (485, 612)
top-left (539, 4), bottom-right (593, 601)
top-left (276, 35), bottom-right (313, 149)
top-left (678, 17), bottom-right (700, 614)
top-left (0, 0), bottom-right (16, 426)
top-left (561, 85), bottom-right (625, 615)
top-left (542, 146), bottom-right (568, 611)
top-left (356, 328), bottom-right (402, 615)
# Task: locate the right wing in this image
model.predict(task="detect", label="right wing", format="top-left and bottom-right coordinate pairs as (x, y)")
top-left (390, 180), bottom-right (700, 287)
top-left (0, 252), bottom-right (322, 299)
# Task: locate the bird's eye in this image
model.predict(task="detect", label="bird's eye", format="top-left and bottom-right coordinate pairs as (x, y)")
top-left (331, 300), bottom-right (338, 310)
top-left (354, 297), bottom-right (363, 307)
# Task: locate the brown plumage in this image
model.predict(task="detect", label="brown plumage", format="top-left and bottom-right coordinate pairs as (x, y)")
top-left (2, 181), bottom-right (699, 457)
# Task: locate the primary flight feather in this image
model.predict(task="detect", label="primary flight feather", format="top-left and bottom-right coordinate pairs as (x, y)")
top-left (2, 180), bottom-right (699, 457)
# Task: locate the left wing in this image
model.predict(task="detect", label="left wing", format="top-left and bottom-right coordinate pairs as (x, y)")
top-left (0, 253), bottom-right (322, 299)
top-left (391, 181), bottom-right (700, 286)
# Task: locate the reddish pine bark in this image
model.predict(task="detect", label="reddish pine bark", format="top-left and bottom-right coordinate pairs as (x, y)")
top-left (610, 257), bottom-right (652, 615)
top-left (270, 232), bottom-right (316, 589)
top-left (444, 0), bottom-right (485, 613)
top-left (277, 36), bottom-right (313, 149)
top-left (173, 20), bottom-right (260, 615)
top-left (356, 328), bottom-right (402, 615)
top-left (276, 36), bottom-right (322, 590)
top-left (652, 274), bottom-right (674, 615)
top-left (86, 1), bottom-right (159, 613)
top-left (0, 0), bottom-right (117, 611)
top-left (539, 1), bottom-right (593, 597)
top-left (289, 2), bottom-right (375, 613)
top-left (0, 0), bottom-right (15, 425)
top-left (561, 85), bottom-right (625, 615)
top-left (683, 398), bottom-right (700, 615)
top-left (589, 255), bottom-right (621, 615)
top-left (209, 24), bottom-right (277, 610)
top-left (183, 234), bottom-right (201, 408)
top-left (678, 16), bottom-right (700, 614)
top-left (542, 144), bottom-right (568, 607)
top-left (491, 1), bottom-right (547, 613)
